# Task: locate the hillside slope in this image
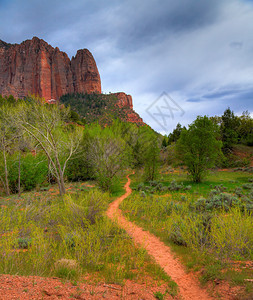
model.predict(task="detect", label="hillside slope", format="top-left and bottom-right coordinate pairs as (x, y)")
top-left (60, 92), bottom-right (144, 126)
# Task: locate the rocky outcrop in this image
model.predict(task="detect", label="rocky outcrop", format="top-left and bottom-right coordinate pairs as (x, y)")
top-left (110, 92), bottom-right (143, 125)
top-left (126, 111), bottom-right (144, 125)
top-left (112, 92), bottom-right (133, 109)
top-left (0, 37), bottom-right (101, 100)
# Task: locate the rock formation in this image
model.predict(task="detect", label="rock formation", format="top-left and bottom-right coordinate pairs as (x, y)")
top-left (111, 93), bottom-right (143, 125)
top-left (0, 37), bottom-right (101, 100)
top-left (0, 37), bottom-right (144, 125)
top-left (112, 92), bottom-right (133, 109)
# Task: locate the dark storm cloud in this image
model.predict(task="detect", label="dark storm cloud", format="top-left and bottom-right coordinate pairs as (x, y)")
top-left (0, 0), bottom-right (222, 52)
top-left (102, 0), bottom-right (222, 51)
top-left (0, 1), bottom-right (110, 44)
top-left (0, 0), bottom-right (253, 133)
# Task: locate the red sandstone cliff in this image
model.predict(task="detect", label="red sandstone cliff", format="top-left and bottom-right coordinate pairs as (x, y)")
top-left (0, 37), bottom-right (144, 125)
top-left (0, 37), bottom-right (101, 100)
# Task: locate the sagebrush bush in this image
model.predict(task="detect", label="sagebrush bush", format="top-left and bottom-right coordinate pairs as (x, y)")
top-left (169, 219), bottom-right (187, 246)
top-left (136, 179), bottom-right (191, 194)
top-left (194, 184), bottom-right (252, 212)
top-left (242, 183), bottom-right (253, 190)
top-left (167, 180), bottom-right (184, 191)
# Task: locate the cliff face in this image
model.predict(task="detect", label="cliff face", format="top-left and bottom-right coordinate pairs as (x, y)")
top-left (0, 37), bottom-right (101, 100)
top-left (0, 37), bottom-right (144, 125)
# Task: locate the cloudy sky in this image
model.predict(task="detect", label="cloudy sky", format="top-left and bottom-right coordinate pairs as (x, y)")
top-left (1, 0), bottom-right (253, 133)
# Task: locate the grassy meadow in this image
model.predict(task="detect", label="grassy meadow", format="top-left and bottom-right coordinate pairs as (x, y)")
top-left (0, 175), bottom-right (178, 297)
top-left (120, 168), bottom-right (253, 297)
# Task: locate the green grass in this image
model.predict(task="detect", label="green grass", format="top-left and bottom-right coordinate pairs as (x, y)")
top-left (131, 168), bottom-right (252, 197)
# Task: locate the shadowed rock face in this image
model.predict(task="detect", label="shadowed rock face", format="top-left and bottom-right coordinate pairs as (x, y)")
top-left (0, 37), bottom-right (101, 100)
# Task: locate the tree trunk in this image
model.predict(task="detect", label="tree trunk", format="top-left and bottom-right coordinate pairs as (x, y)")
top-left (3, 145), bottom-right (10, 196)
top-left (59, 171), bottom-right (66, 195)
top-left (18, 150), bottom-right (21, 197)
top-left (55, 155), bottom-right (66, 195)
top-left (48, 159), bottom-right (53, 184)
top-left (55, 175), bottom-right (63, 196)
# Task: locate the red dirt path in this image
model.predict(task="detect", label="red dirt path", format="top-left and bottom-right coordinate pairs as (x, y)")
top-left (107, 173), bottom-right (214, 300)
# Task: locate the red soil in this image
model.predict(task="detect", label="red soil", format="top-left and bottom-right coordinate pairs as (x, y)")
top-left (107, 173), bottom-right (214, 300)
top-left (0, 274), bottom-right (171, 299)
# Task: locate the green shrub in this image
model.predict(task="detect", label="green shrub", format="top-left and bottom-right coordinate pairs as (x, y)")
top-left (154, 291), bottom-right (164, 300)
top-left (222, 154), bottom-right (250, 168)
top-left (16, 237), bottom-right (32, 249)
top-left (169, 220), bottom-right (187, 246)
top-left (54, 259), bottom-right (79, 280)
top-left (194, 190), bottom-right (241, 212)
top-left (167, 180), bottom-right (184, 191)
top-left (63, 231), bottom-right (80, 249)
top-left (242, 183), bottom-right (253, 190)
top-left (235, 187), bottom-right (243, 197)
top-left (63, 189), bottom-right (108, 226)
top-left (209, 208), bottom-right (253, 260)
top-left (194, 197), bottom-right (208, 212)
top-left (7, 153), bottom-right (48, 193)
top-left (65, 155), bottom-right (93, 182)
top-left (149, 180), bottom-right (159, 187)
top-left (136, 180), bottom-right (191, 194)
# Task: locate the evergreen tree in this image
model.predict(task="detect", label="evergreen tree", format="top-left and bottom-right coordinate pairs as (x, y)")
top-left (238, 111), bottom-right (253, 146)
top-left (221, 108), bottom-right (239, 152)
top-left (168, 123), bottom-right (185, 144)
top-left (161, 136), bottom-right (168, 148)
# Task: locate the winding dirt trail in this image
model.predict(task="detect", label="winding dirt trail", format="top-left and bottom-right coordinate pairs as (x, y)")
top-left (107, 173), bottom-right (214, 300)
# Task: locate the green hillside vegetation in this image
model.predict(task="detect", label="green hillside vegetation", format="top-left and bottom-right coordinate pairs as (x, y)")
top-left (60, 92), bottom-right (139, 126)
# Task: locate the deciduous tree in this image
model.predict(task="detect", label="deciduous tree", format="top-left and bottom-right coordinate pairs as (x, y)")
top-left (13, 99), bottom-right (83, 195)
top-left (177, 116), bottom-right (222, 182)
